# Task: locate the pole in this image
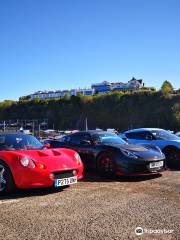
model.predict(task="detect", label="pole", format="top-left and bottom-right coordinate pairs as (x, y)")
top-left (3, 121), bottom-right (5, 132)
top-left (32, 121), bottom-right (35, 136)
top-left (85, 117), bottom-right (88, 131)
top-left (39, 124), bottom-right (41, 139)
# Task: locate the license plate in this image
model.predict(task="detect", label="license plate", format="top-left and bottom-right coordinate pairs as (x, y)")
top-left (54, 176), bottom-right (77, 187)
top-left (149, 161), bottom-right (163, 169)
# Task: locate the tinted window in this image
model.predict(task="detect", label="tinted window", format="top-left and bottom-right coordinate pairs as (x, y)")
top-left (151, 130), bottom-right (180, 140)
top-left (57, 135), bottom-right (69, 143)
top-left (126, 131), bottom-right (153, 140)
top-left (51, 141), bottom-right (62, 148)
top-left (69, 133), bottom-right (91, 145)
top-left (0, 134), bottom-right (43, 150)
top-left (93, 133), bottom-right (126, 145)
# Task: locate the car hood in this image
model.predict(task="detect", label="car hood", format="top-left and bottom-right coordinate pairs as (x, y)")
top-left (106, 143), bottom-right (148, 151)
top-left (9, 148), bottom-right (79, 171)
top-left (105, 143), bottom-right (164, 160)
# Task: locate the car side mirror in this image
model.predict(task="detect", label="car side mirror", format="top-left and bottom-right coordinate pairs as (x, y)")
top-left (80, 140), bottom-right (91, 145)
top-left (146, 135), bottom-right (153, 140)
top-left (122, 137), bottom-right (128, 142)
top-left (44, 143), bottom-right (51, 149)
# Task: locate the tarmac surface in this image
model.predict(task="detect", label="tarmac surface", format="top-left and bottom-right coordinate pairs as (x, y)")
top-left (0, 170), bottom-right (179, 240)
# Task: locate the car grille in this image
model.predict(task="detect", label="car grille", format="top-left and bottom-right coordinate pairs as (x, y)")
top-left (131, 162), bottom-right (163, 173)
top-left (53, 170), bottom-right (76, 179)
top-left (132, 164), bottom-right (149, 173)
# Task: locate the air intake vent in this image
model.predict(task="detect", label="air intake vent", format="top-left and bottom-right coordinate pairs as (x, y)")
top-left (37, 151), bottom-right (49, 157)
top-left (52, 150), bottom-right (61, 156)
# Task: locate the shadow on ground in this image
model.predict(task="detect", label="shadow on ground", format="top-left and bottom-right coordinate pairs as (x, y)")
top-left (0, 186), bottom-right (69, 201)
top-left (0, 170), bottom-right (172, 200)
top-left (82, 170), bottom-right (162, 183)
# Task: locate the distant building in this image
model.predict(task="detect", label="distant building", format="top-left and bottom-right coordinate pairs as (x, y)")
top-left (91, 81), bottom-right (112, 94)
top-left (28, 77), bottom-right (148, 100)
top-left (112, 77), bottom-right (144, 91)
top-left (30, 88), bottom-right (95, 100)
top-left (76, 89), bottom-right (95, 96)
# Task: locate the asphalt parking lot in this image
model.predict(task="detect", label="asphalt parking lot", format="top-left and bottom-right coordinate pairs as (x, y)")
top-left (0, 170), bottom-right (179, 240)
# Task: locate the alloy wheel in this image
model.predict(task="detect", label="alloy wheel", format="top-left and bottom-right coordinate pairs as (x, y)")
top-left (0, 164), bottom-right (6, 192)
top-left (98, 155), bottom-right (115, 177)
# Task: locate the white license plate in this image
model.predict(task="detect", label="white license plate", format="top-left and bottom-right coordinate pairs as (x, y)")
top-left (149, 161), bottom-right (163, 169)
top-left (54, 176), bottom-right (77, 187)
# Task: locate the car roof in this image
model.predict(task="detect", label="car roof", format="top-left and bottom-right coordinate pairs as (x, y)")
top-left (124, 128), bottom-right (165, 133)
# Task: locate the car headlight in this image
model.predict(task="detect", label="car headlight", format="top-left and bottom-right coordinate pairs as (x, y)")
top-left (144, 145), bottom-right (164, 155)
top-left (20, 156), bottom-right (36, 168)
top-left (73, 152), bottom-right (82, 165)
top-left (121, 149), bottom-right (138, 159)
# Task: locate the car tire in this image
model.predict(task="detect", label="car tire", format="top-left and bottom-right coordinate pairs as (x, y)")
top-left (97, 152), bottom-right (115, 178)
top-left (0, 161), bottom-right (16, 194)
top-left (163, 148), bottom-right (180, 168)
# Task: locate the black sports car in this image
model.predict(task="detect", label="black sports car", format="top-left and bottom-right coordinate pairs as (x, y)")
top-left (45, 130), bottom-right (165, 177)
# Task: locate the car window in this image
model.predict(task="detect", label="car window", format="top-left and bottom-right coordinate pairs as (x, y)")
top-left (93, 133), bottom-right (126, 144)
top-left (57, 136), bottom-right (69, 143)
top-left (151, 130), bottom-right (180, 140)
top-left (51, 141), bottom-right (62, 148)
top-left (69, 133), bottom-right (91, 145)
top-left (126, 131), bottom-right (153, 140)
top-left (0, 134), bottom-right (43, 150)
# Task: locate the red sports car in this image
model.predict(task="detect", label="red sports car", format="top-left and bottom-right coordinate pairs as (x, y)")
top-left (0, 133), bottom-right (83, 194)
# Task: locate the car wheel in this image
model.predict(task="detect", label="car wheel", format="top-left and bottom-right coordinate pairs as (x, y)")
top-left (0, 161), bottom-right (16, 194)
top-left (97, 153), bottom-right (115, 178)
top-left (163, 148), bottom-right (180, 168)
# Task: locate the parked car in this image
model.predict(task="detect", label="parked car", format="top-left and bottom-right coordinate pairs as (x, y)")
top-left (176, 132), bottom-right (180, 138)
top-left (0, 133), bottom-right (83, 194)
top-left (45, 130), bottom-right (165, 177)
top-left (120, 128), bottom-right (180, 168)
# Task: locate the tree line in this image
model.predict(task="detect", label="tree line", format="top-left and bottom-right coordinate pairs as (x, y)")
top-left (0, 90), bottom-right (179, 132)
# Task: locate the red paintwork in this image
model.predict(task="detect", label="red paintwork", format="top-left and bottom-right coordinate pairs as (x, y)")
top-left (0, 148), bottom-right (83, 189)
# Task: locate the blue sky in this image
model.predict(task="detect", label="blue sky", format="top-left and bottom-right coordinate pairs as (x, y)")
top-left (0, 0), bottom-right (180, 101)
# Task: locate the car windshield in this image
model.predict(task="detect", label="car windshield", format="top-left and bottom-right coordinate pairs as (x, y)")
top-left (0, 134), bottom-right (43, 151)
top-left (150, 130), bottom-right (180, 140)
top-left (94, 133), bottom-right (126, 145)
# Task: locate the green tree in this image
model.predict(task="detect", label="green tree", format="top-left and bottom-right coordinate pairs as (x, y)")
top-left (161, 80), bottom-right (173, 95)
top-left (0, 92), bottom-right (179, 131)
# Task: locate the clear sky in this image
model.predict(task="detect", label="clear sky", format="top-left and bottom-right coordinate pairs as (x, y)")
top-left (0, 0), bottom-right (180, 101)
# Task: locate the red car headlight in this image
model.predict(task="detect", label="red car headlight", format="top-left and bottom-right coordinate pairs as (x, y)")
top-left (73, 152), bottom-right (82, 165)
top-left (20, 156), bottom-right (36, 169)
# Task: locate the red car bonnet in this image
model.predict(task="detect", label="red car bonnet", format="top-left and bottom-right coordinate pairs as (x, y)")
top-left (1, 148), bottom-right (79, 172)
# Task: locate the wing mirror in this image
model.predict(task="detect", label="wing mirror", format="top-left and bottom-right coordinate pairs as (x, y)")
top-left (44, 143), bottom-right (51, 149)
top-left (122, 137), bottom-right (128, 142)
top-left (80, 140), bottom-right (91, 145)
top-left (146, 135), bottom-right (153, 140)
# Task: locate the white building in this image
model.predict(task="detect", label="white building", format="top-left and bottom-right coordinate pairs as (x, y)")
top-left (29, 77), bottom-right (145, 100)
top-left (112, 78), bottom-right (144, 91)
top-left (30, 88), bottom-right (95, 100)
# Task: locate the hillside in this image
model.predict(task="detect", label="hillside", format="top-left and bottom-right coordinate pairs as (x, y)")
top-left (0, 91), bottom-right (179, 131)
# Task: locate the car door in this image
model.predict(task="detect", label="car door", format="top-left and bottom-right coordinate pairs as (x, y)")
top-left (68, 133), bottom-right (95, 168)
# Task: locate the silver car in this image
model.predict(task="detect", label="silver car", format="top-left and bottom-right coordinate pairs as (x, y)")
top-left (120, 128), bottom-right (180, 168)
